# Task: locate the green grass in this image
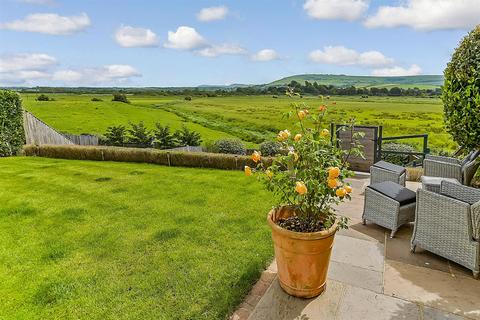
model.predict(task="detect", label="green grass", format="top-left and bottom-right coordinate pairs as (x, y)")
top-left (22, 93), bottom-right (455, 151)
top-left (0, 157), bottom-right (273, 319)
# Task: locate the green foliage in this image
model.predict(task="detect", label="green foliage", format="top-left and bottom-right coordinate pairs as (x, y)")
top-left (381, 142), bottom-right (417, 165)
top-left (174, 125), bottom-right (202, 146)
top-left (112, 93), bottom-right (130, 104)
top-left (212, 138), bottom-right (246, 155)
top-left (104, 125), bottom-right (126, 146)
top-left (184, 96), bottom-right (192, 101)
top-left (0, 90), bottom-right (24, 157)
top-left (36, 94), bottom-right (52, 101)
top-left (153, 123), bottom-right (177, 149)
top-left (442, 25), bottom-right (480, 151)
top-left (260, 141), bottom-right (282, 156)
top-left (127, 122), bottom-right (153, 147)
top-left (91, 97), bottom-right (103, 102)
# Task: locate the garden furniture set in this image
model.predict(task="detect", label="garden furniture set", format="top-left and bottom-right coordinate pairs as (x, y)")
top-left (362, 151), bottom-right (480, 278)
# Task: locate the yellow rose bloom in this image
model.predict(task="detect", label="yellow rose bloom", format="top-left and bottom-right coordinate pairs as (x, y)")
top-left (252, 150), bottom-right (261, 163)
top-left (277, 129), bottom-right (291, 141)
top-left (288, 150), bottom-right (299, 162)
top-left (295, 181), bottom-right (307, 195)
top-left (294, 133), bottom-right (302, 142)
top-left (244, 166), bottom-right (252, 176)
top-left (345, 185), bottom-right (353, 193)
top-left (297, 110), bottom-right (306, 120)
top-left (320, 129), bottom-right (330, 138)
top-left (336, 188), bottom-right (347, 198)
top-left (327, 178), bottom-right (337, 189)
top-left (328, 166), bottom-right (340, 179)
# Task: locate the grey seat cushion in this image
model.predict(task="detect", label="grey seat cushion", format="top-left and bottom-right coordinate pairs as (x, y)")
top-left (421, 176), bottom-right (460, 187)
top-left (368, 181), bottom-right (416, 206)
top-left (373, 161), bottom-right (406, 175)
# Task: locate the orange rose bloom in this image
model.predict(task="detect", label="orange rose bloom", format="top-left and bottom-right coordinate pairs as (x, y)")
top-left (328, 167), bottom-right (340, 179)
top-left (295, 181), bottom-right (308, 195)
top-left (252, 150), bottom-right (261, 163)
top-left (327, 178), bottom-right (337, 189)
top-left (319, 105), bottom-right (327, 112)
top-left (244, 166), bottom-right (252, 176)
top-left (336, 188), bottom-right (347, 197)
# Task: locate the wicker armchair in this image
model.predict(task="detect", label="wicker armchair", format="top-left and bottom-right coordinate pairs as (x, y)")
top-left (411, 181), bottom-right (480, 278)
top-left (423, 151), bottom-right (480, 186)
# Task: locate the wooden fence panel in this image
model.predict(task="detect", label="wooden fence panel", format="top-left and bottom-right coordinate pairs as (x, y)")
top-left (23, 111), bottom-right (74, 145)
top-left (336, 125), bottom-right (379, 172)
top-left (63, 134), bottom-right (99, 146)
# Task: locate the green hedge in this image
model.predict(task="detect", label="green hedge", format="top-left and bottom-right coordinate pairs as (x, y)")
top-left (0, 90), bottom-right (24, 157)
top-left (23, 145), bottom-right (271, 170)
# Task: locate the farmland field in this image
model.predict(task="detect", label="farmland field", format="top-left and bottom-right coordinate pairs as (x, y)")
top-left (0, 156), bottom-right (273, 319)
top-left (22, 93), bottom-right (455, 152)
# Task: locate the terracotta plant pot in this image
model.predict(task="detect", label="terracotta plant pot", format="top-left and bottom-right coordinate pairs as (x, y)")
top-left (267, 206), bottom-right (337, 298)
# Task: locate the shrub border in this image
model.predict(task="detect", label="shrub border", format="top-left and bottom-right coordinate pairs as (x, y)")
top-left (23, 144), bottom-right (271, 170)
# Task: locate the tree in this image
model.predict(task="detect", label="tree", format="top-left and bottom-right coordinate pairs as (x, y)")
top-left (174, 125), bottom-right (202, 146)
top-left (36, 94), bottom-right (51, 101)
top-left (443, 25), bottom-right (480, 151)
top-left (104, 125), bottom-right (126, 146)
top-left (127, 122), bottom-right (153, 147)
top-left (112, 93), bottom-right (130, 103)
top-left (153, 123), bottom-right (177, 149)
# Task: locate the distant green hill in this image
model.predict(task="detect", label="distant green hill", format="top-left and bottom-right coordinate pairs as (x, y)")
top-left (268, 74), bottom-right (443, 89)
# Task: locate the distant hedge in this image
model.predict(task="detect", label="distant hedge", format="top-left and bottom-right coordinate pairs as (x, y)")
top-left (0, 90), bottom-right (25, 157)
top-left (23, 145), bottom-right (272, 170)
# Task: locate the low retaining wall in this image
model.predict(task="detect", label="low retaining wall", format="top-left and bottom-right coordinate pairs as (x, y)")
top-left (23, 144), bottom-right (270, 170)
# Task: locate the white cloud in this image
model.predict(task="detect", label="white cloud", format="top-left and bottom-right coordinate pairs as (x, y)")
top-left (251, 49), bottom-right (280, 62)
top-left (371, 64), bottom-right (422, 76)
top-left (115, 25), bottom-right (159, 47)
top-left (52, 70), bottom-right (83, 82)
top-left (309, 46), bottom-right (393, 67)
top-left (164, 26), bottom-right (207, 50)
top-left (0, 53), bottom-right (56, 72)
top-left (197, 43), bottom-right (247, 57)
top-left (364, 0), bottom-right (480, 31)
top-left (0, 70), bottom-right (50, 84)
top-left (0, 12), bottom-right (90, 35)
top-left (197, 6), bottom-right (228, 22)
top-left (303, 0), bottom-right (369, 21)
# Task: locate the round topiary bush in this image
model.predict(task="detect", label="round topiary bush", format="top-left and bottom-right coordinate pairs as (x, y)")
top-left (442, 25), bottom-right (480, 151)
top-left (212, 138), bottom-right (246, 155)
top-left (260, 141), bottom-right (282, 156)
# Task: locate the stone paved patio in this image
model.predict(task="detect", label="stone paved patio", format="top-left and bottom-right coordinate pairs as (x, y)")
top-left (231, 177), bottom-right (480, 320)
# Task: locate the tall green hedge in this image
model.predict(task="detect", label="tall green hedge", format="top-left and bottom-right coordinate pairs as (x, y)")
top-left (442, 25), bottom-right (480, 151)
top-left (0, 90), bottom-right (24, 157)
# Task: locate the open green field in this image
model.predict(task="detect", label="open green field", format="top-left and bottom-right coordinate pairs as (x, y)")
top-left (22, 93), bottom-right (455, 151)
top-left (0, 157), bottom-right (273, 319)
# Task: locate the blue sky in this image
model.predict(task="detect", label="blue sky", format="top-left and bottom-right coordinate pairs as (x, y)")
top-left (0, 0), bottom-right (479, 87)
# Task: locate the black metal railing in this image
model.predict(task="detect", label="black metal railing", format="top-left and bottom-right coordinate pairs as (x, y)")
top-left (378, 130), bottom-right (429, 166)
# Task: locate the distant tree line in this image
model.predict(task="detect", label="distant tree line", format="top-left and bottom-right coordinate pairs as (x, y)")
top-left (11, 81), bottom-right (441, 97)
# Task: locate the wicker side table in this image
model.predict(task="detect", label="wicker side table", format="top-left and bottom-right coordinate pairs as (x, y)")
top-left (370, 161), bottom-right (406, 187)
top-left (421, 176), bottom-right (460, 193)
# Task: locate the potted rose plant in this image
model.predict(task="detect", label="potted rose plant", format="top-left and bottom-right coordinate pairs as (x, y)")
top-left (245, 89), bottom-right (363, 298)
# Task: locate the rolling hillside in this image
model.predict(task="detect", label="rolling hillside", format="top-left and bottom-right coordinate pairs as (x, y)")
top-left (268, 74), bottom-right (443, 89)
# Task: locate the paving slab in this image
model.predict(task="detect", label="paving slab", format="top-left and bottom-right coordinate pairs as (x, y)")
top-left (385, 223), bottom-right (451, 274)
top-left (423, 306), bottom-right (469, 320)
top-left (384, 260), bottom-right (480, 319)
top-left (338, 218), bottom-right (386, 243)
top-left (328, 260), bottom-right (383, 293)
top-left (337, 285), bottom-right (421, 320)
top-left (331, 235), bottom-right (384, 272)
top-left (248, 279), bottom-right (346, 320)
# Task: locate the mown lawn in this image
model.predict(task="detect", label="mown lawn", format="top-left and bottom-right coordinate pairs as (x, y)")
top-left (0, 157), bottom-right (273, 319)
